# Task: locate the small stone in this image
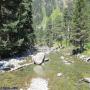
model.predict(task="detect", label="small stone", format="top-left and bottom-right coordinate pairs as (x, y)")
top-left (60, 56), bottom-right (64, 60)
top-left (57, 73), bottom-right (63, 77)
top-left (44, 58), bottom-right (49, 62)
top-left (20, 89), bottom-right (23, 90)
top-left (42, 63), bottom-right (45, 66)
top-left (79, 55), bottom-right (85, 59)
top-left (63, 60), bottom-right (72, 65)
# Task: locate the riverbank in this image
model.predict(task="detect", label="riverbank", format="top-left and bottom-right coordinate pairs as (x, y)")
top-left (0, 47), bottom-right (90, 90)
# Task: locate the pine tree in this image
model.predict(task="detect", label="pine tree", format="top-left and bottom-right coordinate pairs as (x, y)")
top-left (71, 0), bottom-right (88, 52)
top-left (45, 17), bottom-right (53, 47)
top-left (0, 0), bottom-right (35, 58)
top-left (63, 3), bottom-right (73, 46)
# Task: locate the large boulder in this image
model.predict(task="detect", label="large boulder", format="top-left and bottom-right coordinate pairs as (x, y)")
top-left (32, 52), bottom-right (45, 65)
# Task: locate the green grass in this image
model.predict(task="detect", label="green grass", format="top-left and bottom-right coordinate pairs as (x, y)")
top-left (0, 65), bottom-right (36, 89)
top-left (83, 42), bottom-right (90, 55)
top-left (86, 43), bottom-right (90, 49)
top-left (0, 48), bottom-right (90, 90)
top-left (43, 48), bottom-right (90, 90)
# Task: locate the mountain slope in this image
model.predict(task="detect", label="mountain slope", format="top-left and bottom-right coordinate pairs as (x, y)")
top-left (32, 0), bottom-right (72, 30)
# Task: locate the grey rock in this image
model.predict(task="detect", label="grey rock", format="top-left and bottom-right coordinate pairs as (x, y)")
top-left (32, 52), bottom-right (45, 65)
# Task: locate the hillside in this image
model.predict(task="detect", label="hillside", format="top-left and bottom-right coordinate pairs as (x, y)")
top-left (32, 0), bottom-right (73, 30)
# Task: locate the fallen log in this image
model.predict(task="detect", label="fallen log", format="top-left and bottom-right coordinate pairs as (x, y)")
top-left (7, 62), bottom-right (33, 72)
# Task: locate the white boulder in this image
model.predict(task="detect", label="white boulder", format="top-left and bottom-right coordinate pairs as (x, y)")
top-left (57, 73), bottom-right (63, 77)
top-left (32, 52), bottom-right (45, 65)
top-left (60, 56), bottom-right (64, 60)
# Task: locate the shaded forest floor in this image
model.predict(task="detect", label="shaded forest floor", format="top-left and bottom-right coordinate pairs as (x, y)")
top-left (0, 47), bottom-right (90, 90)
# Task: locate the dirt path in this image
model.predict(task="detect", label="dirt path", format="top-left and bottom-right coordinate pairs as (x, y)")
top-left (27, 78), bottom-right (48, 90)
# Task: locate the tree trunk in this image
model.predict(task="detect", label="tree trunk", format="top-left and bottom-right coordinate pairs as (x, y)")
top-left (80, 41), bottom-right (84, 52)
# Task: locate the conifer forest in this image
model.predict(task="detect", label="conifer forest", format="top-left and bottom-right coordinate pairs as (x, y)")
top-left (0, 0), bottom-right (90, 90)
